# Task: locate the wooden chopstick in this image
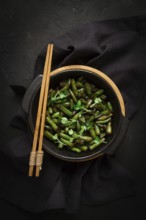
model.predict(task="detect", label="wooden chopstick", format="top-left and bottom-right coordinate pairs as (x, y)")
top-left (28, 44), bottom-right (53, 177)
top-left (35, 44), bottom-right (53, 177)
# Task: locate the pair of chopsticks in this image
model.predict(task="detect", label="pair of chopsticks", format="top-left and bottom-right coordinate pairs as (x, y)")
top-left (28, 44), bottom-right (53, 177)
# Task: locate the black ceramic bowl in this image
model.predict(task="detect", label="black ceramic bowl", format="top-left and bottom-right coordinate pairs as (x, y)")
top-left (22, 65), bottom-right (128, 162)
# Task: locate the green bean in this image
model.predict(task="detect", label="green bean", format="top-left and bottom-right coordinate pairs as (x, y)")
top-left (69, 124), bottom-right (76, 129)
top-left (95, 125), bottom-right (100, 135)
top-left (96, 118), bottom-right (111, 124)
top-left (71, 79), bottom-right (78, 96)
top-left (44, 130), bottom-right (54, 141)
top-left (72, 131), bottom-right (79, 139)
top-left (60, 79), bottom-right (71, 92)
top-left (60, 133), bottom-right (72, 141)
top-left (101, 109), bottom-right (110, 115)
top-left (54, 99), bottom-right (68, 104)
top-left (48, 107), bottom-right (53, 114)
top-left (98, 115), bottom-right (111, 121)
top-left (77, 88), bottom-right (85, 98)
top-left (52, 112), bottom-right (60, 118)
top-left (86, 99), bottom-right (92, 108)
top-left (53, 118), bottom-right (58, 124)
top-left (79, 136), bottom-right (93, 142)
top-left (70, 99), bottom-right (74, 110)
top-left (100, 94), bottom-right (107, 100)
top-left (106, 122), bottom-right (112, 134)
top-left (107, 102), bottom-right (113, 112)
top-left (71, 147), bottom-right (81, 153)
top-left (46, 117), bottom-right (58, 131)
top-left (100, 103), bottom-right (107, 111)
top-left (89, 141), bottom-right (102, 150)
top-left (88, 115), bottom-right (95, 122)
top-left (59, 105), bottom-right (73, 117)
top-left (73, 112), bottom-right (81, 120)
top-left (100, 133), bottom-right (106, 138)
top-left (69, 89), bottom-right (77, 102)
top-left (44, 125), bottom-right (52, 131)
top-left (85, 82), bottom-right (92, 96)
top-left (79, 146), bottom-right (88, 151)
top-left (89, 128), bottom-right (96, 139)
top-left (93, 89), bottom-right (104, 98)
top-left (79, 116), bottom-right (86, 123)
top-left (62, 102), bottom-right (70, 107)
top-left (60, 138), bottom-right (74, 148)
top-left (95, 111), bottom-right (100, 117)
top-left (77, 121), bottom-right (81, 131)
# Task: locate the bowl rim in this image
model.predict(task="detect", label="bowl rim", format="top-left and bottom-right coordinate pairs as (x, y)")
top-left (28, 65), bottom-right (126, 161)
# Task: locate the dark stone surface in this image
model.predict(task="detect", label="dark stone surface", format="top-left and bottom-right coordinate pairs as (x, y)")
top-left (0, 0), bottom-right (146, 219)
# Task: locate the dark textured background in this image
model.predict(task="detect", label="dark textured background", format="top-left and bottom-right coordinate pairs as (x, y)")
top-left (0, 0), bottom-right (146, 219)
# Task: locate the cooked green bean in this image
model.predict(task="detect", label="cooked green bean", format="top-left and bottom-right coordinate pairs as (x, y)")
top-left (69, 89), bottom-right (77, 102)
top-left (79, 136), bottom-right (93, 142)
top-left (77, 121), bottom-right (81, 131)
top-left (48, 107), bottom-right (53, 114)
top-left (60, 79), bottom-right (71, 92)
top-left (89, 141), bottom-right (102, 150)
top-left (44, 125), bottom-right (52, 131)
top-left (52, 112), bottom-right (60, 118)
top-left (101, 109), bottom-right (110, 115)
top-left (98, 115), bottom-right (111, 121)
top-left (89, 128), bottom-right (96, 139)
top-left (107, 102), bottom-right (113, 112)
top-left (106, 122), bottom-right (112, 134)
top-left (71, 147), bottom-right (81, 153)
top-left (53, 118), bottom-right (58, 124)
top-left (58, 105), bottom-right (73, 117)
top-left (96, 118), bottom-right (111, 124)
top-left (60, 133), bottom-right (71, 141)
top-left (100, 94), bottom-right (107, 100)
top-left (95, 125), bottom-right (100, 135)
top-left (93, 89), bottom-right (104, 98)
top-left (62, 102), bottom-right (70, 107)
top-left (71, 79), bottom-right (78, 96)
top-left (46, 117), bottom-right (58, 131)
top-left (44, 130), bottom-right (54, 141)
top-left (100, 133), bottom-right (106, 138)
top-left (79, 146), bottom-right (88, 151)
top-left (60, 138), bottom-right (74, 148)
top-left (70, 99), bottom-right (74, 110)
top-left (88, 115), bottom-right (95, 122)
top-left (86, 99), bottom-right (92, 108)
top-left (44, 77), bottom-right (114, 153)
top-left (85, 82), bottom-right (91, 96)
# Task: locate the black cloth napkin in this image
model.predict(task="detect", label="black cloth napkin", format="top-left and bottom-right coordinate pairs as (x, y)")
top-left (1, 15), bottom-right (146, 213)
